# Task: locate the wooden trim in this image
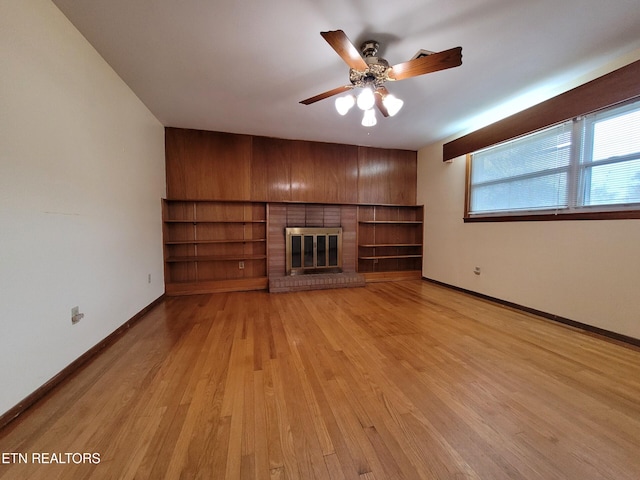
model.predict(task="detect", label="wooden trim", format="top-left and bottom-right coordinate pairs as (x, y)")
top-left (165, 277), bottom-right (268, 295)
top-left (363, 270), bottom-right (422, 282)
top-left (443, 59), bottom-right (640, 161)
top-left (166, 254), bottom-right (268, 263)
top-left (464, 154), bottom-right (472, 218)
top-left (464, 209), bottom-right (640, 222)
top-left (166, 198), bottom-right (423, 208)
top-left (359, 255), bottom-right (422, 260)
top-left (266, 203), bottom-right (272, 281)
top-left (0, 295), bottom-right (165, 430)
top-left (421, 277), bottom-right (640, 348)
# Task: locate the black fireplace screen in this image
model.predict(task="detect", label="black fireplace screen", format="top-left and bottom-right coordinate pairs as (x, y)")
top-left (285, 227), bottom-right (342, 275)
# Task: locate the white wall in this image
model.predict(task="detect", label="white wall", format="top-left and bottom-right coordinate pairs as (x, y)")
top-left (417, 142), bottom-right (640, 340)
top-left (0, 0), bottom-right (166, 416)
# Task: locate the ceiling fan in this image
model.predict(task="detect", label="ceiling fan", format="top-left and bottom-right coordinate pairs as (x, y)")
top-left (300, 30), bottom-right (462, 123)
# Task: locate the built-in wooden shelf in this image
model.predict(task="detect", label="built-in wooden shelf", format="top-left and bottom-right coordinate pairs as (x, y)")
top-left (165, 239), bottom-right (266, 245)
top-left (358, 220), bottom-right (423, 224)
top-left (166, 254), bottom-right (268, 263)
top-left (164, 219), bottom-right (267, 224)
top-left (162, 199), bottom-right (267, 295)
top-left (357, 205), bottom-right (424, 276)
top-left (163, 199), bottom-right (424, 294)
top-left (358, 254), bottom-right (423, 260)
top-left (359, 243), bottom-right (421, 248)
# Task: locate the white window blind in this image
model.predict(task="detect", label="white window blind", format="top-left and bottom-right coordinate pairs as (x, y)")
top-left (470, 122), bottom-right (572, 214)
top-left (468, 98), bottom-right (640, 217)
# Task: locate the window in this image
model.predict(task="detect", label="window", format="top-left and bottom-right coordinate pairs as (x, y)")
top-left (467, 98), bottom-right (640, 220)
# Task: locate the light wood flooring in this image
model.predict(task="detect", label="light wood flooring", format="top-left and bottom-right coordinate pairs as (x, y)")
top-left (1, 280), bottom-right (640, 479)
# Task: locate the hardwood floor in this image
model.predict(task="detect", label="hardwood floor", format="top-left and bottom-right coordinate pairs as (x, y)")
top-left (1, 280), bottom-right (640, 479)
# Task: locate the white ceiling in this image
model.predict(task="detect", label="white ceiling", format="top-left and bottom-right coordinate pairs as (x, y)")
top-left (52, 0), bottom-right (640, 151)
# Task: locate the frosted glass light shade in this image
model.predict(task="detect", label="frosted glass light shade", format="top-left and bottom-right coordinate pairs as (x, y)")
top-left (382, 94), bottom-right (404, 116)
top-left (357, 87), bottom-right (375, 111)
top-left (362, 108), bottom-right (377, 127)
top-left (335, 94), bottom-right (355, 115)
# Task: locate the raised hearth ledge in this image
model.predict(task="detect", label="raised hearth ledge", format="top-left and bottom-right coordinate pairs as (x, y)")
top-left (269, 272), bottom-right (365, 293)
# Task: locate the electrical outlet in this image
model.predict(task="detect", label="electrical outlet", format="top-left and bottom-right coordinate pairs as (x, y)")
top-left (474, 266), bottom-right (481, 275)
top-left (148, 273), bottom-right (151, 284)
top-left (239, 261), bottom-right (245, 270)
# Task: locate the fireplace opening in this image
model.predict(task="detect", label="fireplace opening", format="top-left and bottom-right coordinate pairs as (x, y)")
top-left (285, 227), bottom-right (342, 275)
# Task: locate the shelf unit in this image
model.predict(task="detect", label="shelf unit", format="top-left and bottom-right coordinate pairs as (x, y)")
top-left (162, 199), bottom-right (268, 295)
top-left (357, 205), bottom-right (423, 281)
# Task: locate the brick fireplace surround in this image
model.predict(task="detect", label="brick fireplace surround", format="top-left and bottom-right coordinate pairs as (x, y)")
top-left (267, 204), bottom-right (365, 293)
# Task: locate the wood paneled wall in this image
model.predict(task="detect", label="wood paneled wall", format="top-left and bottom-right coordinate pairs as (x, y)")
top-left (166, 128), bottom-right (417, 205)
top-left (165, 128), bottom-right (253, 200)
top-left (357, 147), bottom-right (417, 205)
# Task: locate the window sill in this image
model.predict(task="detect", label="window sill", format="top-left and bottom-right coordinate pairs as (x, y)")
top-left (464, 210), bottom-right (640, 222)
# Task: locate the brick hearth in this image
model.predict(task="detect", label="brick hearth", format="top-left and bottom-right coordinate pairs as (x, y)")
top-left (268, 272), bottom-right (365, 293)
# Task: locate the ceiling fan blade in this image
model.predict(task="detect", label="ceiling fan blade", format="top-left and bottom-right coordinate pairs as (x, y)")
top-left (375, 87), bottom-right (390, 117)
top-left (300, 85), bottom-right (353, 105)
top-left (320, 30), bottom-right (369, 71)
top-left (389, 46), bottom-right (462, 81)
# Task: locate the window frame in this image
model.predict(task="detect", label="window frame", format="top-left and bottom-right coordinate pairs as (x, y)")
top-left (464, 100), bottom-right (640, 222)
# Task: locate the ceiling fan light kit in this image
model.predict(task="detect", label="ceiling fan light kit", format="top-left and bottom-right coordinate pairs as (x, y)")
top-left (382, 93), bottom-right (403, 117)
top-left (356, 86), bottom-right (376, 110)
top-left (335, 89), bottom-right (403, 125)
top-left (362, 108), bottom-right (377, 127)
top-left (301, 30), bottom-right (462, 127)
top-left (335, 94), bottom-right (355, 115)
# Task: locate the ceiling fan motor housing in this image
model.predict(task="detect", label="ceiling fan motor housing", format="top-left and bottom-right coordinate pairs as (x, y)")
top-left (360, 40), bottom-right (379, 57)
top-left (349, 40), bottom-right (391, 88)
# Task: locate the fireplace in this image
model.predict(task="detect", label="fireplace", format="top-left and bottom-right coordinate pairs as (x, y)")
top-left (268, 205), bottom-right (364, 292)
top-left (285, 227), bottom-right (342, 275)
